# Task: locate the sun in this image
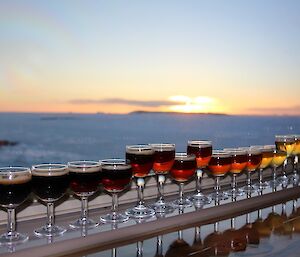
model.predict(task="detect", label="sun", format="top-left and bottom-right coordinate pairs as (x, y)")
top-left (167, 95), bottom-right (221, 113)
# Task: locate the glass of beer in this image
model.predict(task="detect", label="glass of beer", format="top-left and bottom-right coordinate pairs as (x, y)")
top-left (207, 150), bottom-right (232, 200)
top-left (275, 135), bottom-right (295, 186)
top-left (223, 148), bottom-right (247, 197)
top-left (187, 140), bottom-right (212, 205)
top-left (125, 144), bottom-right (155, 219)
top-left (0, 167), bottom-right (31, 245)
top-left (268, 146), bottom-right (287, 189)
top-left (68, 160), bottom-right (102, 228)
top-left (239, 147), bottom-right (262, 194)
top-left (290, 135), bottom-right (300, 184)
top-left (32, 164), bottom-right (69, 237)
top-left (169, 153), bottom-right (197, 208)
top-left (150, 143), bottom-right (175, 213)
top-left (100, 159), bottom-right (132, 223)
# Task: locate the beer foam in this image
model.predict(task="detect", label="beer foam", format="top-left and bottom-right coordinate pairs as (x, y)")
top-left (68, 161), bottom-right (101, 173)
top-left (188, 140), bottom-right (212, 147)
top-left (175, 153), bottom-right (195, 161)
top-left (32, 164), bottom-right (68, 176)
top-left (126, 147), bottom-right (154, 155)
top-left (101, 164), bottom-right (131, 171)
top-left (0, 167), bottom-right (31, 184)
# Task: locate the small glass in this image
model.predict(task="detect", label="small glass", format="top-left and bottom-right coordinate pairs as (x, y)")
top-left (125, 144), bottom-right (155, 219)
top-left (169, 153), bottom-right (196, 208)
top-left (250, 146), bottom-right (274, 192)
top-left (275, 135), bottom-right (295, 186)
top-left (207, 150), bottom-right (232, 201)
top-left (68, 161), bottom-right (101, 228)
top-left (223, 148), bottom-right (247, 197)
top-left (100, 159), bottom-right (132, 223)
top-left (268, 147), bottom-right (287, 189)
top-left (290, 135), bottom-right (300, 184)
top-left (187, 140), bottom-right (212, 205)
top-left (0, 167), bottom-right (31, 245)
top-left (150, 143), bottom-right (175, 213)
top-left (32, 164), bottom-right (69, 237)
top-left (239, 147), bottom-right (262, 194)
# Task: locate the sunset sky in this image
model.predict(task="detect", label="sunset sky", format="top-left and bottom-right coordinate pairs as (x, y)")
top-left (0, 0), bottom-right (299, 115)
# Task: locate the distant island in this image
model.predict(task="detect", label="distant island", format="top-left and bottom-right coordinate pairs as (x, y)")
top-left (129, 111), bottom-right (228, 116)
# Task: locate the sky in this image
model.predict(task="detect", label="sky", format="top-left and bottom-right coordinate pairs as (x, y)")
top-left (0, 0), bottom-right (299, 115)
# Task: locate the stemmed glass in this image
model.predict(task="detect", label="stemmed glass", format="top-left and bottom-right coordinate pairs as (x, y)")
top-left (100, 159), bottom-right (132, 223)
top-left (32, 164), bottom-right (69, 237)
top-left (0, 167), bottom-right (31, 245)
top-left (268, 146), bottom-right (287, 189)
top-left (275, 135), bottom-right (295, 186)
top-left (239, 147), bottom-right (262, 194)
top-left (290, 135), bottom-right (300, 184)
top-left (223, 148), bottom-right (247, 197)
top-left (169, 153), bottom-right (196, 208)
top-left (125, 144), bottom-right (155, 219)
top-left (207, 150), bottom-right (232, 201)
top-left (68, 161), bottom-right (102, 228)
top-left (250, 146), bottom-right (274, 192)
top-left (187, 140), bottom-right (212, 205)
top-left (150, 143), bottom-right (175, 213)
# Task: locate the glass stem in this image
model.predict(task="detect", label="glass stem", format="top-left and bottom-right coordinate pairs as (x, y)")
top-left (232, 174), bottom-right (237, 191)
top-left (47, 202), bottom-right (55, 231)
top-left (137, 178), bottom-right (145, 206)
top-left (156, 235), bottom-right (163, 256)
top-left (194, 226), bottom-right (201, 243)
top-left (231, 217), bottom-right (235, 229)
top-left (214, 222), bottom-right (219, 233)
top-left (136, 241), bottom-right (143, 257)
top-left (81, 196), bottom-right (89, 222)
top-left (111, 193), bottom-right (118, 220)
top-left (157, 175), bottom-right (165, 202)
top-left (215, 176), bottom-right (220, 195)
top-left (294, 155), bottom-right (298, 176)
top-left (196, 169), bottom-right (203, 194)
top-left (273, 167), bottom-right (277, 182)
top-left (178, 230), bottom-right (183, 240)
top-left (283, 159), bottom-right (288, 177)
top-left (247, 172), bottom-right (251, 187)
top-left (179, 183), bottom-right (184, 204)
top-left (259, 168), bottom-right (263, 185)
top-left (7, 208), bottom-right (16, 237)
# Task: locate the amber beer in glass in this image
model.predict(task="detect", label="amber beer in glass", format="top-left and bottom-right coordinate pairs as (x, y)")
top-left (290, 135), bottom-right (300, 184)
top-left (0, 167), bottom-right (31, 245)
top-left (208, 150), bottom-right (232, 200)
top-left (100, 159), bottom-right (132, 223)
top-left (150, 143), bottom-right (175, 213)
top-left (275, 135), bottom-right (295, 186)
top-left (223, 148), bottom-right (247, 197)
top-left (125, 144), bottom-right (155, 219)
top-left (170, 153), bottom-right (196, 207)
top-left (239, 147), bottom-right (262, 194)
top-left (68, 161), bottom-right (101, 228)
top-left (268, 146), bottom-right (287, 189)
top-left (187, 140), bottom-right (212, 205)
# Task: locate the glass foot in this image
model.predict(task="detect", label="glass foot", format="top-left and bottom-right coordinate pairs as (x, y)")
top-left (241, 185), bottom-right (256, 194)
top-left (253, 181), bottom-right (269, 191)
top-left (172, 197), bottom-right (193, 208)
top-left (0, 232), bottom-right (28, 245)
top-left (69, 217), bottom-right (99, 229)
top-left (267, 179), bottom-right (280, 189)
top-left (289, 174), bottom-right (299, 185)
top-left (189, 192), bottom-right (212, 205)
top-left (34, 225), bottom-right (66, 237)
top-left (125, 205), bottom-right (156, 219)
top-left (151, 201), bottom-right (174, 214)
top-left (100, 212), bottom-right (129, 223)
top-left (226, 188), bottom-right (245, 197)
top-left (209, 191), bottom-right (228, 201)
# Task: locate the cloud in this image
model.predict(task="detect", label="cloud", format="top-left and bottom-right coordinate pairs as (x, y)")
top-left (69, 98), bottom-right (174, 107)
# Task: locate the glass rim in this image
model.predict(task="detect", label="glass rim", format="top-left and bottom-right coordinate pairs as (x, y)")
top-left (211, 150), bottom-right (231, 157)
top-left (0, 166), bottom-right (31, 174)
top-left (32, 163), bottom-right (68, 171)
top-left (126, 144), bottom-right (154, 152)
top-left (275, 135), bottom-right (296, 142)
top-left (67, 160), bottom-right (101, 169)
top-left (100, 158), bottom-right (131, 169)
top-left (250, 145), bottom-right (274, 153)
top-left (175, 152), bottom-right (196, 160)
top-left (187, 140), bottom-right (212, 146)
top-left (223, 148), bottom-right (247, 154)
top-left (149, 143), bottom-right (175, 151)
